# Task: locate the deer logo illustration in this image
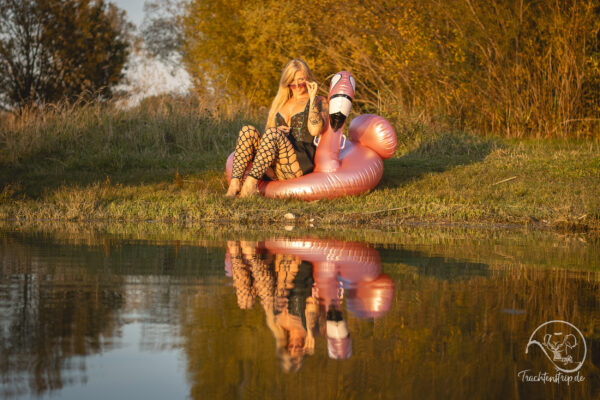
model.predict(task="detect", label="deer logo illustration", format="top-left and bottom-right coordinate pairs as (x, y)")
top-left (526, 320), bottom-right (587, 373)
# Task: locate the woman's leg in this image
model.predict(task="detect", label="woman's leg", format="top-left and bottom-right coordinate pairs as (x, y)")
top-left (228, 241), bottom-right (256, 309)
top-left (226, 125), bottom-right (261, 197)
top-left (246, 253), bottom-right (275, 311)
top-left (239, 128), bottom-right (303, 197)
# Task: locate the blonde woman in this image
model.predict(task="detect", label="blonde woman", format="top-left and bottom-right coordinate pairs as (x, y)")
top-left (270, 254), bottom-right (318, 373)
top-left (225, 59), bottom-right (329, 197)
top-left (227, 242), bottom-right (318, 372)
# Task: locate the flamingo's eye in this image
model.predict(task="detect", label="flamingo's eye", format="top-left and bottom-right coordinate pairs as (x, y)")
top-left (330, 73), bottom-right (341, 90)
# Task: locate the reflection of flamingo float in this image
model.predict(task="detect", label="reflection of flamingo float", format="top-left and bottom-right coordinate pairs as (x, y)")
top-left (226, 71), bottom-right (398, 200)
top-left (225, 238), bottom-right (395, 318)
top-left (225, 238), bottom-right (395, 360)
top-left (263, 238), bottom-right (395, 319)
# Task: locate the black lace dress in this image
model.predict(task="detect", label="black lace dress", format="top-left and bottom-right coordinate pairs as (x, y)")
top-left (276, 100), bottom-right (317, 175)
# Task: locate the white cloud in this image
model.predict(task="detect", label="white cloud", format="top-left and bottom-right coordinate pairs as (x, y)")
top-left (116, 47), bottom-right (192, 108)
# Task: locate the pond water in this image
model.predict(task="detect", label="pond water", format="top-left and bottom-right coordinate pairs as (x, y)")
top-left (0, 226), bottom-right (598, 399)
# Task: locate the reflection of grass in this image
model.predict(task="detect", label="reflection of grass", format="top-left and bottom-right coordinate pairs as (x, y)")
top-left (2, 221), bottom-right (598, 273)
top-left (4, 224), bottom-right (596, 399)
top-left (1, 97), bottom-right (599, 231)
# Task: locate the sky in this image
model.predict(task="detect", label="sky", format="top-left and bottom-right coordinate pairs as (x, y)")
top-left (112, 0), bottom-right (145, 28)
top-left (109, 0), bottom-right (193, 106)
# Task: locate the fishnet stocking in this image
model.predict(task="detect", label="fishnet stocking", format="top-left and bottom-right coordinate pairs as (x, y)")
top-left (247, 255), bottom-right (275, 310)
top-left (231, 125), bottom-right (261, 179)
top-left (231, 255), bottom-right (255, 310)
top-left (230, 240), bottom-right (276, 310)
top-left (248, 128), bottom-right (303, 180)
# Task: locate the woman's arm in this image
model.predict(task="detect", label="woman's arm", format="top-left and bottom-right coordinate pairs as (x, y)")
top-left (308, 96), bottom-right (328, 137)
top-left (306, 81), bottom-right (329, 137)
top-left (303, 296), bottom-right (318, 354)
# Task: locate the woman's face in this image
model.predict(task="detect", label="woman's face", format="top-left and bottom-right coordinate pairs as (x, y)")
top-left (288, 330), bottom-right (305, 357)
top-left (289, 70), bottom-right (308, 96)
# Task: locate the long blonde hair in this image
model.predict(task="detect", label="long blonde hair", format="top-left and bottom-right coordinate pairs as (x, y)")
top-left (265, 59), bottom-right (314, 130)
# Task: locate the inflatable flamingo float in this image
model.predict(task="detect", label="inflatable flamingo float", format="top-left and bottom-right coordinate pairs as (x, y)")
top-left (224, 238), bottom-right (394, 360)
top-left (225, 71), bottom-right (398, 200)
top-left (263, 238), bottom-right (395, 319)
top-left (224, 238), bottom-right (395, 319)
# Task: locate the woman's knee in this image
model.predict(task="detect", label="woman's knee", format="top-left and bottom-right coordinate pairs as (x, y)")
top-left (263, 127), bottom-right (283, 141)
top-left (239, 125), bottom-right (259, 139)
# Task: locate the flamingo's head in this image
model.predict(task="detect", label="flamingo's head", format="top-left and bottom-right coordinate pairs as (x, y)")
top-left (328, 71), bottom-right (355, 131)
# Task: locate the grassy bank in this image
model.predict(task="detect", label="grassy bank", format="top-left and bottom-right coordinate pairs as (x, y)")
top-left (1, 97), bottom-right (599, 232)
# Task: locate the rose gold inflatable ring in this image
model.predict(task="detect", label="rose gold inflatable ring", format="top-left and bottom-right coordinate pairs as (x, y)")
top-left (225, 71), bottom-right (398, 200)
top-left (224, 238), bottom-right (395, 318)
top-left (264, 238), bottom-right (395, 319)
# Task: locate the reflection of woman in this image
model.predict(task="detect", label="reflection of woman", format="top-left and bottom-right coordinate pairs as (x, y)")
top-left (227, 241), bottom-right (317, 372)
top-left (228, 241), bottom-right (275, 311)
top-left (227, 238), bottom-right (394, 369)
top-left (225, 59), bottom-right (328, 197)
top-left (271, 254), bottom-right (318, 372)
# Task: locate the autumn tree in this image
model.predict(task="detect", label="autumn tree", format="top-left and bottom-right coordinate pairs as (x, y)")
top-left (141, 0), bottom-right (184, 63)
top-left (181, 0), bottom-right (324, 105)
top-left (181, 0), bottom-right (600, 137)
top-left (0, 0), bottom-right (131, 109)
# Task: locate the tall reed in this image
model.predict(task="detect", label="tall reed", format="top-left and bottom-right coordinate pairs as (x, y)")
top-left (0, 94), bottom-right (261, 170)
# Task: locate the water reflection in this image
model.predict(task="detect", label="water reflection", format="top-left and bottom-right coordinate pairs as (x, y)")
top-left (225, 239), bottom-right (394, 371)
top-left (0, 239), bottom-right (124, 397)
top-left (0, 228), bottom-right (598, 399)
top-left (0, 234), bottom-right (205, 399)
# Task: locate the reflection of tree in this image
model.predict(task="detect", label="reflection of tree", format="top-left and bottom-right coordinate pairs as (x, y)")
top-left (0, 239), bottom-right (124, 397)
top-left (179, 242), bottom-right (599, 400)
top-left (342, 266), bottom-right (599, 400)
top-left (0, 233), bottom-right (221, 397)
top-left (180, 281), bottom-right (276, 399)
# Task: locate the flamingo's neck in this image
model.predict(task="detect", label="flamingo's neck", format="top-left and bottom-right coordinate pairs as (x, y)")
top-left (313, 122), bottom-right (343, 173)
top-left (313, 71), bottom-right (354, 173)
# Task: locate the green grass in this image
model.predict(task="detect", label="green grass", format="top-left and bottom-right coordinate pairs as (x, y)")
top-left (1, 96), bottom-right (599, 232)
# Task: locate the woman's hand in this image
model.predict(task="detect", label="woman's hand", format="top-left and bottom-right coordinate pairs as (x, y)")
top-left (277, 125), bottom-right (291, 135)
top-left (304, 333), bottom-right (315, 354)
top-left (240, 241), bottom-right (258, 257)
top-left (306, 81), bottom-right (318, 101)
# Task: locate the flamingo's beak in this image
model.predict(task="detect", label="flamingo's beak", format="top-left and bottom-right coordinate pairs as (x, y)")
top-left (328, 72), bottom-right (355, 131)
top-left (329, 94), bottom-right (352, 131)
